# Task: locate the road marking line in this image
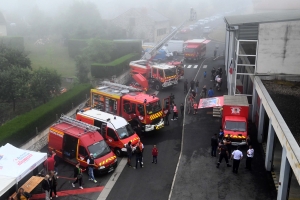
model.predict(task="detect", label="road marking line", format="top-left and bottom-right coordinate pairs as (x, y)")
top-left (168, 56), bottom-right (211, 200)
top-left (97, 158), bottom-right (127, 200)
top-left (153, 91), bottom-right (159, 96)
top-left (193, 65), bottom-right (198, 68)
top-left (203, 65), bottom-right (207, 68)
top-left (187, 65), bottom-right (192, 68)
top-left (184, 65), bottom-right (186, 68)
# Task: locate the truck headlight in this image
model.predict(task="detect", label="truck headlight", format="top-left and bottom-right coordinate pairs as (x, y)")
top-left (145, 125), bottom-right (152, 128)
top-left (99, 166), bottom-right (105, 169)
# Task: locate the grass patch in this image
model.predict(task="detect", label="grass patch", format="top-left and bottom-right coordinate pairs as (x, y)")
top-left (26, 41), bottom-right (76, 78)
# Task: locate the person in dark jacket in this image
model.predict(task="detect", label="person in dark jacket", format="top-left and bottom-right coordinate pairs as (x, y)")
top-left (180, 103), bottom-right (184, 117)
top-left (190, 80), bottom-right (195, 90)
top-left (202, 85), bottom-right (207, 97)
top-left (49, 171), bottom-right (58, 198)
top-left (216, 142), bottom-right (231, 168)
top-left (133, 145), bottom-right (143, 169)
top-left (211, 134), bottom-right (219, 157)
top-left (126, 142), bottom-right (133, 167)
top-left (42, 175), bottom-right (50, 200)
top-left (72, 162), bottom-right (85, 189)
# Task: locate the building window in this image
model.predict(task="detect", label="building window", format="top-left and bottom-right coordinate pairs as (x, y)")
top-left (157, 28), bottom-right (167, 36)
top-left (129, 18), bottom-right (135, 26)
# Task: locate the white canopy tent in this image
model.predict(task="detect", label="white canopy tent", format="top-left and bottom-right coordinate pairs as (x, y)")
top-left (0, 143), bottom-right (47, 197)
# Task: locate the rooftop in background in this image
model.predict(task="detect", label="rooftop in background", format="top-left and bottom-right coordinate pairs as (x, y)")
top-left (262, 80), bottom-right (300, 145)
top-left (0, 11), bottom-right (6, 24)
top-left (224, 10), bottom-right (300, 26)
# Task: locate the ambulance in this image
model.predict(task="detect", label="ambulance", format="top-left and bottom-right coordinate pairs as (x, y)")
top-left (76, 108), bottom-right (141, 157)
top-left (48, 115), bottom-right (118, 174)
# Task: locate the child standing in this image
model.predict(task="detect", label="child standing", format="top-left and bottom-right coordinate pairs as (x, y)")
top-left (152, 145), bottom-right (158, 164)
top-left (204, 71), bottom-right (207, 78)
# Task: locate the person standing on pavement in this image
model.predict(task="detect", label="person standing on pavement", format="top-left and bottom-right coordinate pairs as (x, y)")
top-left (72, 162), bottom-right (85, 189)
top-left (211, 134), bottom-right (218, 157)
top-left (246, 135), bottom-right (252, 148)
top-left (195, 80), bottom-right (199, 94)
top-left (225, 135), bottom-right (232, 156)
top-left (211, 67), bottom-right (216, 81)
top-left (190, 80), bottom-right (195, 90)
top-left (52, 150), bottom-right (59, 175)
top-left (42, 175), bottom-right (51, 200)
top-left (87, 153), bottom-right (97, 183)
top-left (44, 154), bottom-right (55, 175)
top-left (202, 85), bottom-right (207, 97)
top-left (180, 103), bottom-right (184, 117)
top-left (208, 88), bottom-right (214, 97)
top-left (204, 71), bottom-right (207, 79)
top-left (193, 102), bottom-right (198, 115)
top-left (219, 128), bottom-right (224, 142)
top-left (49, 171), bottom-right (58, 198)
top-left (216, 142), bottom-right (231, 168)
top-left (165, 108), bottom-right (170, 125)
top-left (134, 145), bottom-right (143, 169)
top-left (246, 145), bottom-right (254, 170)
top-left (184, 79), bottom-right (188, 93)
top-left (231, 146), bottom-right (243, 174)
top-left (152, 145), bottom-right (158, 164)
top-left (171, 103), bottom-right (178, 120)
top-left (126, 141), bottom-right (133, 167)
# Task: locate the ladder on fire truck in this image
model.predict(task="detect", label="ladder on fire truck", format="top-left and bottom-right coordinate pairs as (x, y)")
top-left (59, 115), bottom-right (99, 133)
top-left (141, 21), bottom-right (186, 60)
top-left (101, 81), bottom-right (143, 92)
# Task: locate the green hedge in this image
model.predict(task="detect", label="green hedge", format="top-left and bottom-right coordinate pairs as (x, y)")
top-left (91, 53), bottom-right (139, 78)
top-left (0, 36), bottom-right (24, 51)
top-left (112, 40), bottom-right (142, 60)
top-left (0, 83), bottom-right (92, 147)
top-left (67, 39), bottom-right (88, 58)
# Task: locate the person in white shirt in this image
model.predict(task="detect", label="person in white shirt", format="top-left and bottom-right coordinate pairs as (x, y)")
top-left (231, 146), bottom-right (243, 174)
top-left (246, 145), bottom-right (254, 170)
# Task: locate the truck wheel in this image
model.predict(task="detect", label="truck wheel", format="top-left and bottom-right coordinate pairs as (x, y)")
top-left (114, 148), bottom-right (122, 157)
top-left (155, 83), bottom-right (161, 91)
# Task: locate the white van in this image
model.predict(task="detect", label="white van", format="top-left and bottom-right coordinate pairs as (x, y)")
top-left (203, 26), bottom-right (212, 33)
top-left (165, 40), bottom-right (184, 56)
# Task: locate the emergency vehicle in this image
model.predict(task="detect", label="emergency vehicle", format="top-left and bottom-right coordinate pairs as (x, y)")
top-left (90, 81), bottom-right (169, 132)
top-left (129, 60), bottom-right (178, 91)
top-left (198, 95), bottom-right (249, 145)
top-left (48, 115), bottom-right (118, 174)
top-left (76, 108), bottom-right (141, 157)
top-left (222, 95), bottom-right (249, 146)
top-left (167, 60), bottom-right (184, 80)
top-left (183, 39), bottom-right (210, 62)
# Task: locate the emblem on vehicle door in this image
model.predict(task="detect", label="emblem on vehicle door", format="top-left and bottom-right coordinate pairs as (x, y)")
top-left (231, 107), bottom-right (241, 114)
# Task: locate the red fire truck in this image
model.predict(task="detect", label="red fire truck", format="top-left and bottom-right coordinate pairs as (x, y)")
top-left (183, 39), bottom-right (210, 62)
top-left (48, 115), bottom-right (118, 174)
top-left (198, 95), bottom-right (249, 145)
top-left (222, 95), bottom-right (249, 145)
top-left (90, 81), bottom-right (170, 132)
top-left (129, 60), bottom-right (179, 91)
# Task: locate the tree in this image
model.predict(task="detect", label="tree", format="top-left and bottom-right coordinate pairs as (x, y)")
top-left (75, 55), bottom-right (90, 84)
top-left (0, 45), bottom-right (31, 71)
top-left (0, 66), bottom-right (31, 111)
top-left (83, 39), bottom-right (114, 63)
top-left (29, 67), bottom-right (61, 104)
top-left (59, 1), bottom-right (104, 39)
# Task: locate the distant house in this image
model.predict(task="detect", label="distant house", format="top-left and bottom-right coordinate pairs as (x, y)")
top-left (0, 11), bottom-right (7, 36)
top-left (111, 8), bottom-right (170, 43)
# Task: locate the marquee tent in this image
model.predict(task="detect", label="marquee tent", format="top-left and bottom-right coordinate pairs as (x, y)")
top-left (0, 143), bottom-right (47, 197)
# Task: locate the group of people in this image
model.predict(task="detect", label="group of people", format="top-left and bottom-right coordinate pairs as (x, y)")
top-left (127, 140), bottom-right (158, 168)
top-left (211, 132), bottom-right (254, 174)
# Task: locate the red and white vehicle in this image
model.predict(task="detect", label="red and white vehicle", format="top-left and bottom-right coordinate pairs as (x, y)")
top-left (183, 39), bottom-right (210, 61)
top-left (130, 60), bottom-right (178, 91)
top-left (198, 95), bottom-right (249, 145)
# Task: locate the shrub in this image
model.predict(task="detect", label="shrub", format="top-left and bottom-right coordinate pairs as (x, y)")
top-left (112, 40), bottom-right (142, 60)
top-left (67, 39), bottom-right (88, 58)
top-left (0, 83), bottom-right (92, 147)
top-left (91, 53), bottom-right (140, 78)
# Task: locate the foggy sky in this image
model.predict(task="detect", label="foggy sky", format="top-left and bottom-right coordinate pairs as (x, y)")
top-left (0, 0), bottom-right (253, 22)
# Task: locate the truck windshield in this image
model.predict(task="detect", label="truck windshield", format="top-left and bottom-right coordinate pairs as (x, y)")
top-left (146, 101), bottom-right (162, 115)
top-left (184, 48), bottom-right (195, 53)
top-left (225, 121), bottom-right (246, 132)
top-left (116, 124), bottom-right (135, 139)
top-left (88, 141), bottom-right (111, 159)
top-left (164, 68), bottom-right (176, 77)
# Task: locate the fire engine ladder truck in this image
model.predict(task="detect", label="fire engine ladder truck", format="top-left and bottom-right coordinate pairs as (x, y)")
top-left (59, 115), bottom-right (99, 134)
top-left (101, 81), bottom-right (143, 92)
top-left (141, 21), bottom-right (186, 61)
